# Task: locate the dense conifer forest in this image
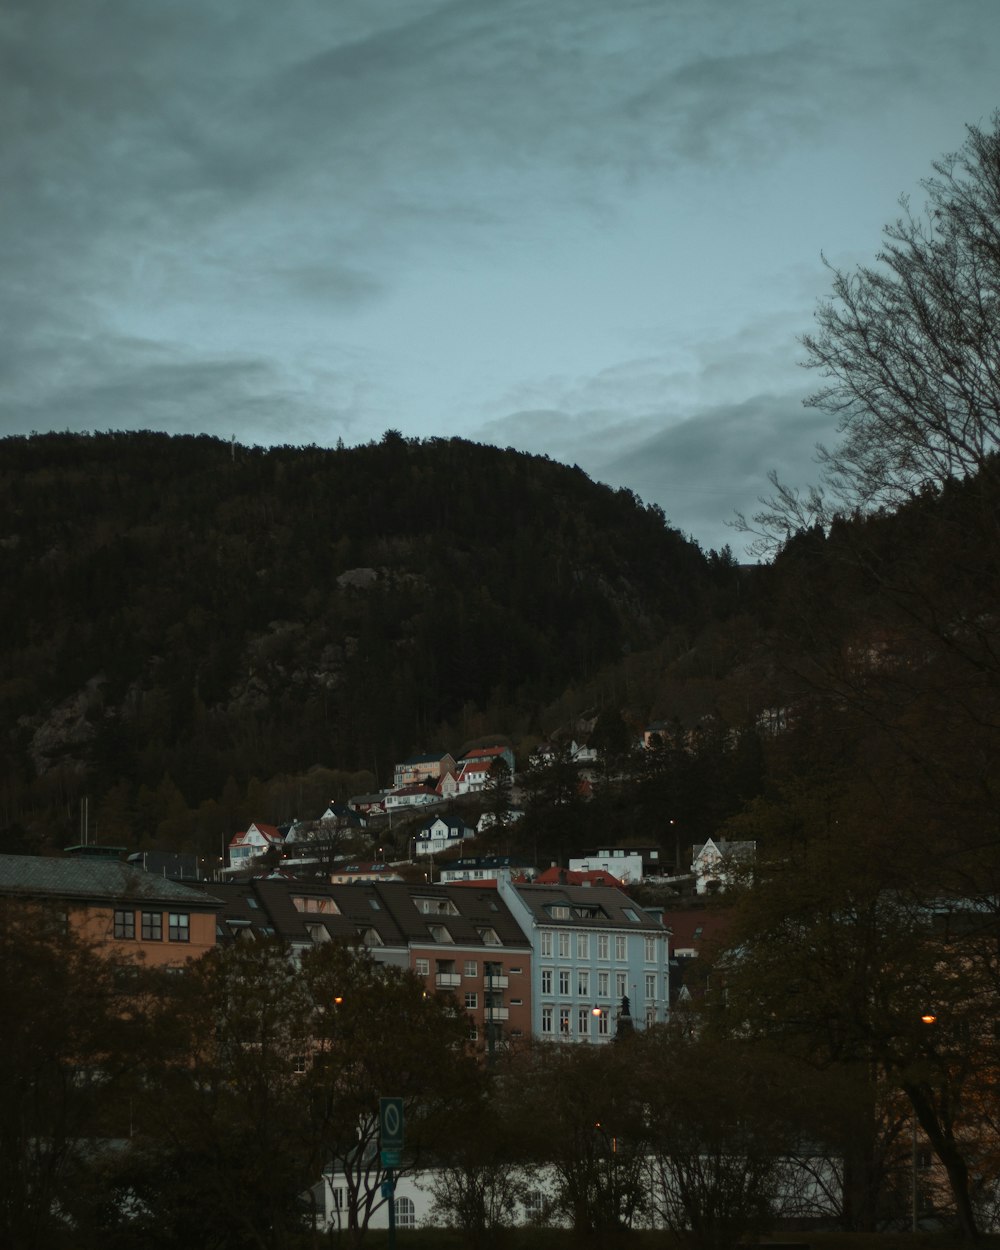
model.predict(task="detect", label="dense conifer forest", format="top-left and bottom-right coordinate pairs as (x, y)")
top-left (0, 429), bottom-right (740, 853)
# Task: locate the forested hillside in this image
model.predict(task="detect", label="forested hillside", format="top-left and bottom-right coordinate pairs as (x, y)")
top-left (0, 430), bottom-right (734, 852)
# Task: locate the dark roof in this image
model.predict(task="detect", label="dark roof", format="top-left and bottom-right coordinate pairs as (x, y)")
top-left (0, 854), bottom-right (222, 909)
top-left (376, 882), bottom-right (531, 950)
top-left (513, 883), bottom-right (664, 932)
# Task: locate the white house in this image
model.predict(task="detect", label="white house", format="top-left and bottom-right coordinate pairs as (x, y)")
top-left (691, 837), bottom-right (756, 894)
top-left (413, 815), bottom-right (476, 856)
top-left (226, 822), bottom-right (283, 871)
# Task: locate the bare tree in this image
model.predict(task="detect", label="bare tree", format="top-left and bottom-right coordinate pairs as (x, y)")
top-left (740, 114), bottom-right (1000, 554)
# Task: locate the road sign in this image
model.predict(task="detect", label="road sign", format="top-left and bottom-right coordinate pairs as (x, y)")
top-left (380, 1149), bottom-right (401, 1168)
top-left (379, 1096), bottom-right (404, 1151)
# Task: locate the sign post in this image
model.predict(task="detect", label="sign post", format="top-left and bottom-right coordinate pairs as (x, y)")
top-left (379, 1098), bottom-right (404, 1250)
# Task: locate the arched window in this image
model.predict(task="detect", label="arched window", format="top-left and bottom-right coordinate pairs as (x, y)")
top-left (394, 1196), bottom-right (415, 1229)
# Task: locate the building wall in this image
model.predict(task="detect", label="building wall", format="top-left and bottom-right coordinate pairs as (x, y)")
top-left (409, 942), bottom-right (532, 1049)
top-left (75, 903), bottom-right (217, 964)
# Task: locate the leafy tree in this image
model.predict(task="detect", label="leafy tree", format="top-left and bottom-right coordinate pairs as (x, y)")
top-left (516, 1042), bottom-right (649, 1247)
top-left (425, 1070), bottom-right (529, 1250)
top-left (0, 902), bottom-right (151, 1250)
top-left (299, 942), bottom-right (474, 1246)
top-left (714, 820), bottom-right (999, 1240)
top-left (130, 941), bottom-right (321, 1250)
top-left (636, 1032), bottom-right (804, 1250)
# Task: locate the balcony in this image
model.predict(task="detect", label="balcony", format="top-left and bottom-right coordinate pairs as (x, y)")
top-left (435, 972), bottom-right (462, 989)
top-left (482, 974), bottom-right (509, 989)
top-left (483, 1006), bottom-right (510, 1021)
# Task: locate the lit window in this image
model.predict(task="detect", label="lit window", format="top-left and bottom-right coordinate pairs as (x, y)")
top-left (415, 958), bottom-right (429, 976)
top-left (559, 1007), bottom-right (571, 1034)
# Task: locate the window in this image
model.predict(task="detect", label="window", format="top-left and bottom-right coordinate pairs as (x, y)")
top-left (468, 1024), bottom-right (479, 1041)
top-left (597, 1009), bottom-right (610, 1036)
top-left (541, 969), bottom-right (553, 994)
top-left (558, 931), bottom-right (571, 959)
top-left (523, 1190), bottom-right (545, 1221)
top-left (540, 931), bottom-right (553, 957)
top-left (141, 911), bottom-right (162, 941)
top-left (598, 934), bottom-right (610, 960)
top-left (477, 926), bottom-right (501, 945)
top-left (551, 904), bottom-right (570, 919)
top-left (598, 971), bottom-right (610, 998)
top-left (415, 958), bottom-right (429, 976)
top-left (577, 969), bottom-right (590, 997)
top-left (465, 991), bottom-right (478, 1009)
top-left (464, 960), bottom-right (478, 977)
top-left (293, 1054), bottom-right (308, 1074)
top-left (615, 935), bottom-right (627, 961)
top-left (559, 1007), bottom-right (571, 1034)
top-left (394, 1197), bottom-right (415, 1230)
top-left (368, 898), bottom-right (381, 910)
top-left (428, 924), bottom-right (452, 943)
top-left (541, 1006), bottom-right (553, 1034)
top-left (645, 973), bottom-right (656, 1000)
top-left (558, 969), bottom-right (571, 995)
top-left (616, 972), bottom-right (628, 999)
top-left (644, 936), bottom-right (657, 962)
top-left (113, 909), bottom-right (135, 940)
top-left (168, 913), bottom-right (190, 943)
top-left (646, 1007), bottom-right (656, 1029)
top-left (623, 908), bottom-right (640, 922)
top-left (576, 932), bottom-right (589, 960)
top-left (578, 1007), bottom-right (591, 1036)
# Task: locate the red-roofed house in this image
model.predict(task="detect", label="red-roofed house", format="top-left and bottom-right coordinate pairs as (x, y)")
top-left (227, 822), bottom-right (283, 871)
top-left (534, 866), bottom-right (623, 889)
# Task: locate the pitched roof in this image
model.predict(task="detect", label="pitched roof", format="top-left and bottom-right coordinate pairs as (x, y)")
top-left (535, 866), bottom-right (623, 888)
top-left (0, 854), bottom-right (222, 908)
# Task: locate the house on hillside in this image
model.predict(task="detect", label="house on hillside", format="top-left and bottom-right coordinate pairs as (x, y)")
top-left (460, 744), bottom-right (516, 776)
top-left (439, 855), bottom-right (536, 884)
top-left (392, 753), bottom-right (456, 789)
top-left (691, 837), bottom-right (756, 894)
top-left (384, 784), bottom-right (440, 812)
top-left (535, 865), bottom-right (623, 889)
top-left (414, 815), bottom-right (476, 856)
top-left (227, 822), bottom-right (283, 872)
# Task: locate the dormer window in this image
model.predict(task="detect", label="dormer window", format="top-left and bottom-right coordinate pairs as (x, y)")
top-left (550, 905), bottom-right (570, 919)
top-left (428, 924), bottom-right (453, 944)
top-left (477, 927), bottom-right (501, 946)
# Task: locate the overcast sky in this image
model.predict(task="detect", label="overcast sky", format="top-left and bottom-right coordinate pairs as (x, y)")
top-left (4, 1), bottom-right (1000, 555)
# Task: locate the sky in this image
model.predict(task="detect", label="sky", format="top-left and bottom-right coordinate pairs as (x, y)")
top-left (3, 1), bottom-right (1000, 556)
